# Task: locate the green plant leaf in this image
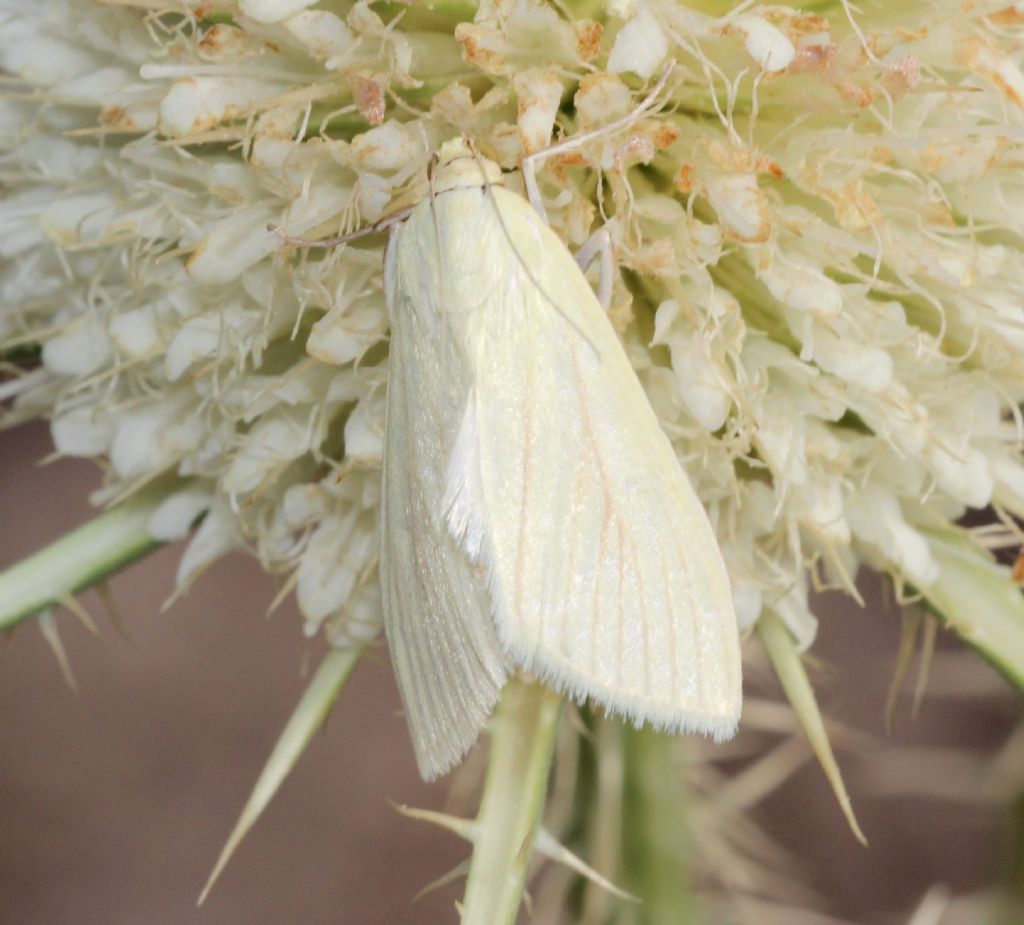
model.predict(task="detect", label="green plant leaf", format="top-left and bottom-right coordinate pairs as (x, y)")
top-left (199, 645), bottom-right (362, 904)
top-left (758, 609), bottom-right (867, 845)
top-left (923, 530), bottom-right (1024, 691)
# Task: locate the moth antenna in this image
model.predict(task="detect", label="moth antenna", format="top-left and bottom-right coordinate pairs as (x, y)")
top-left (428, 143), bottom-right (461, 401)
top-left (267, 204), bottom-right (416, 249)
top-left (469, 139), bottom-right (600, 352)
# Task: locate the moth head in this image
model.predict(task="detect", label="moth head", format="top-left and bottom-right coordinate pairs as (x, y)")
top-left (431, 137), bottom-right (504, 194)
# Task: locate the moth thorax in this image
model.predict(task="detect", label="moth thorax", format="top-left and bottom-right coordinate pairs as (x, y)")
top-left (433, 137), bottom-right (504, 194)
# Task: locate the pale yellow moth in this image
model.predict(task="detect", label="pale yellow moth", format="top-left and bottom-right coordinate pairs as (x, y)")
top-left (381, 138), bottom-right (742, 781)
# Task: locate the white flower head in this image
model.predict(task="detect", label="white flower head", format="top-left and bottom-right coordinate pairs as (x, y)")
top-left (2, 7), bottom-right (1024, 912)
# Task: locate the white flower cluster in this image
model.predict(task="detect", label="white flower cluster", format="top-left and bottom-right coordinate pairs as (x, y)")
top-left (2, 0), bottom-right (1023, 656)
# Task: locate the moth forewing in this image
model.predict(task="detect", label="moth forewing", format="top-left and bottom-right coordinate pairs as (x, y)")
top-left (379, 217), bottom-right (508, 782)
top-left (381, 138), bottom-right (742, 780)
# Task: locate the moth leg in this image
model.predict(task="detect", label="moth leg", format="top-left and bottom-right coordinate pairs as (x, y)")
top-left (521, 65), bottom-right (675, 225)
top-left (574, 227), bottom-right (615, 313)
top-left (521, 155), bottom-right (549, 226)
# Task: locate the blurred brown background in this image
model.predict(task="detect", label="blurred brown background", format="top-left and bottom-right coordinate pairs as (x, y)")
top-left (1, 420), bottom-right (1019, 925)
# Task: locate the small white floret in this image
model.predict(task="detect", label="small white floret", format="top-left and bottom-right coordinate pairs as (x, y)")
top-left (52, 407), bottom-right (113, 458)
top-left (148, 489), bottom-right (214, 542)
top-left (239, 0), bottom-right (318, 24)
top-left (607, 8), bottom-right (669, 79)
top-left (733, 16), bottom-right (795, 73)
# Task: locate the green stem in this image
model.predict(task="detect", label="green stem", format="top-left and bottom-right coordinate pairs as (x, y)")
top-left (0, 487), bottom-right (166, 632)
top-left (460, 677), bottom-right (563, 925)
top-left (622, 726), bottom-right (697, 925)
top-left (996, 790), bottom-right (1024, 925)
top-left (580, 716), bottom-right (625, 924)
